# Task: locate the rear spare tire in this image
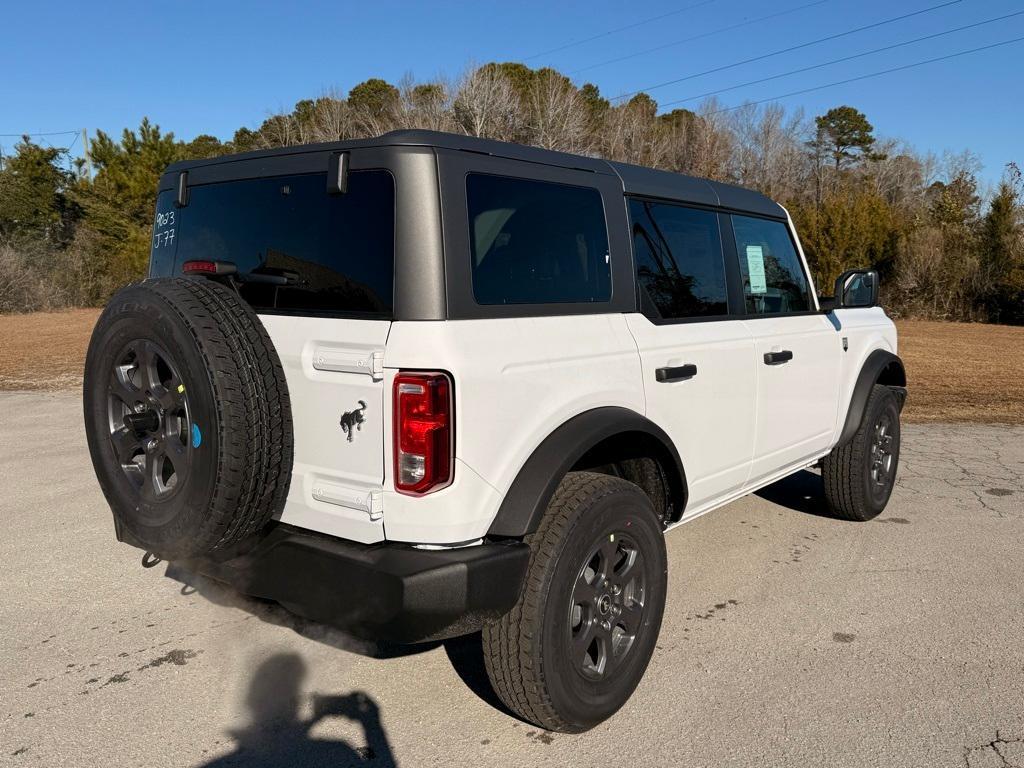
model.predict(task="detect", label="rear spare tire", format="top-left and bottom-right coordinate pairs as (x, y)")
top-left (83, 277), bottom-right (293, 560)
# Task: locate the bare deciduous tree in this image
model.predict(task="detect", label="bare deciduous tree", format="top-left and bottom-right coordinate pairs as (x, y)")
top-left (309, 92), bottom-right (355, 142)
top-left (600, 95), bottom-right (670, 168)
top-left (397, 75), bottom-right (457, 133)
top-left (867, 141), bottom-right (927, 209)
top-left (526, 70), bottom-right (593, 154)
top-left (684, 100), bottom-right (733, 181)
top-left (728, 103), bottom-right (806, 200)
top-left (452, 65), bottom-right (523, 141)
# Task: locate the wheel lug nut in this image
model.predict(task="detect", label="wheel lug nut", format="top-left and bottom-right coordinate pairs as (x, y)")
top-left (611, 585), bottom-right (621, 596)
top-left (134, 403), bottom-right (147, 413)
top-left (602, 620), bottom-right (611, 631)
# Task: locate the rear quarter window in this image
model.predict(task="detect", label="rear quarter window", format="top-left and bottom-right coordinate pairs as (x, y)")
top-left (157, 170), bottom-right (395, 317)
top-left (466, 174), bottom-right (611, 305)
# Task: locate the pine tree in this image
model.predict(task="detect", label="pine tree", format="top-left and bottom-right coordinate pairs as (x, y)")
top-left (72, 118), bottom-right (180, 282)
top-left (980, 164), bottom-right (1024, 321)
top-left (0, 138), bottom-right (77, 243)
top-left (810, 106), bottom-right (882, 172)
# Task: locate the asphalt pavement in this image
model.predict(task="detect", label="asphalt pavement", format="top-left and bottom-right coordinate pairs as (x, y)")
top-left (2, 391), bottom-right (1023, 767)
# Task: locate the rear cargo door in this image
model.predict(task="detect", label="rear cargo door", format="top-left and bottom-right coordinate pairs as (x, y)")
top-left (260, 315), bottom-right (390, 543)
top-left (166, 164), bottom-right (397, 543)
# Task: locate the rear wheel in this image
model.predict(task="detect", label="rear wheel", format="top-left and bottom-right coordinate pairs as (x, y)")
top-left (822, 384), bottom-right (901, 521)
top-left (482, 472), bottom-right (667, 732)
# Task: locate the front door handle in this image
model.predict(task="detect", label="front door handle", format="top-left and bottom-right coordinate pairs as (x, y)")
top-left (655, 364), bottom-right (697, 383)
top-left (763, 350), bottom-right (794, 365)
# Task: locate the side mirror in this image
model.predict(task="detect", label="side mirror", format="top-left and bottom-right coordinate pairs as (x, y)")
top-left (834, 269), bottom-right (879, 309)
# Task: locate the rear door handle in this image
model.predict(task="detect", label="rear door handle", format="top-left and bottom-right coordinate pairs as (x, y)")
top-left (763, 350), bottom-right (794, 365)
top-left (655, 364), bottom-right (697, 383)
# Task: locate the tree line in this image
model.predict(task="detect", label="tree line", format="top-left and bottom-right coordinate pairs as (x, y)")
top-left (1, 62), bottom-right (1021, 322)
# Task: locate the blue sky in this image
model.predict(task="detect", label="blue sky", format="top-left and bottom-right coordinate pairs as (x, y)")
top-left (2, 0), bottom-right (1021, 188)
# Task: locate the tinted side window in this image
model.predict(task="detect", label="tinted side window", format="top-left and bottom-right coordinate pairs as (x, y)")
top-left (731, 215), bottom-right (811, 314)
top-left (629, 199), bottom-right (728, 319)
top-left (467, 174), bottom-right (610, 305)
top-left (171, 170), bottom-right (394, 316)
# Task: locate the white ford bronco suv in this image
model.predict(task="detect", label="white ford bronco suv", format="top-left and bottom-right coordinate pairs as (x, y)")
top-left (84, 130), bottom-right (906, 733)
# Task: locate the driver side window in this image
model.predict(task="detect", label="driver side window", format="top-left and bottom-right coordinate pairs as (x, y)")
top-left (731, 215), bottom-right (811, 314)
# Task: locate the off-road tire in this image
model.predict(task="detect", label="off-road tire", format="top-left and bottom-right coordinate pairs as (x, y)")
top-left (83, 277), bottom-right (293, 560)
top-left (482, 472), bottom-right (668, 732)
top-left (822, 384), bottom-right (901, 521)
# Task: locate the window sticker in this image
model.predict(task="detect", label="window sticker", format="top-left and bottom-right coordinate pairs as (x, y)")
top-left (746, 245), bottom-right (767, 294)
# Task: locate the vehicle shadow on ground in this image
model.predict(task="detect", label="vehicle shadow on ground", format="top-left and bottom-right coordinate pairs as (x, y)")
top-left (754, 468), bottom-right (839, 519)
top-left (166, 564), bottom-right (433, 659)
top-left (442, 633), bottom-right (517, 718)
top-left (195, 652), bottom-right (397, 768)
top-left (166, 565), bottom-right (513, 718)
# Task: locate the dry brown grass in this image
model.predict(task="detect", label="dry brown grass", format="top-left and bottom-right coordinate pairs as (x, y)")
top-left (896, 319), bottom-right (1024, 424)
top-left (0, 310), bottom-right (1020, 423)
top-left (0, 309), bottom-right (99, 391)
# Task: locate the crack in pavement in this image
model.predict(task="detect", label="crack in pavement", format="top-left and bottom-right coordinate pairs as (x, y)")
top-left (964, 730), bottom-right (1024, 767)
top-left (895, 425), bottom-right (1024, 519)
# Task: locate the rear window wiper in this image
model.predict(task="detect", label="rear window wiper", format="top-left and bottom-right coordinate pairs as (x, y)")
top-left (239, 268), bottom-right (298, 287)
top-left (182, 260), bottom-right (298, 286)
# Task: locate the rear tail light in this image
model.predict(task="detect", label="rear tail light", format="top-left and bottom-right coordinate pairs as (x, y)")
top-left (182, 260), bottom-right (237, 276)
top-left (393, 372), bottom-right (453, 495)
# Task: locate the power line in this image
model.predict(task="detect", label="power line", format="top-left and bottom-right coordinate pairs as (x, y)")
top-left (662, 8), bottom-right (1024, 107)
top-left (703, 34), bottom-right (1024, 115)
top-left (0, 128), bottom-right (90, 176)
top-left (62, 131), bottom-right (81, 174)
top-left (0, 129), bottom-right (80, 138)
top-left (571, 0), bottom-right (830, 76)
top-left (611, 0), bottom-right (964, 102)
top-left (523, 0), bottom-right (719, 62)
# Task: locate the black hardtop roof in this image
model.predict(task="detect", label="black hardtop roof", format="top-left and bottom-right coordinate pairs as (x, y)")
top-left (606, 160), bottom-right (785, 218)
top-left (165, 129), bottom-right (785, 218)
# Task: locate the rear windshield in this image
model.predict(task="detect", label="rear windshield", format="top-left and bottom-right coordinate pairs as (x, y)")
top-left (150, 170), bottom-right (395, 317)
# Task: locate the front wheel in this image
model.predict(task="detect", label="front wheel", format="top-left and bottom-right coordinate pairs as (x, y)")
top-left (482, 472), bottom-right (668, 732)
top-left (822, 384), bottom-right (902, 521)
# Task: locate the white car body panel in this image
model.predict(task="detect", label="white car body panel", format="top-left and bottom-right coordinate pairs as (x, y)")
top-left (260, 314), bottom-right (389, 544)
top-left (625, 314), bottom-right (757, 511)
top-left (258, 207), bottom-right (897, 547)
top-left (829, 306), bottom-right (899, 439)
top-left (745, 313), bottom-right (843, 486)
top-left (380, 314), bottom-right (645, 543)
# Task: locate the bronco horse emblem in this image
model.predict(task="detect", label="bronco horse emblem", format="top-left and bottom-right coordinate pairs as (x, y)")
top-left (339, 400), bottom-right (368, 442)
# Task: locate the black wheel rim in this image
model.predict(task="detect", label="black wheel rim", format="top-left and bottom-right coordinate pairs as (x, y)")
top-left (568, 532), bottom-right (646, 680)
top-left (106, 340), bottom-right (192, 503)
top-left (869, 412), bottom-right (896, 488)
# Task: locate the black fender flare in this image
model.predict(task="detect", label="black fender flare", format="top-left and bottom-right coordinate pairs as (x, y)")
top-left (486, 406), bottom-right (687, 538)
top-left (837, 349), bottom-right (907, 446)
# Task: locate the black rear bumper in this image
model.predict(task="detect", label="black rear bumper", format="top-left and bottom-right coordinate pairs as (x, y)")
top-left (182, 525), bottom-right (530, 644)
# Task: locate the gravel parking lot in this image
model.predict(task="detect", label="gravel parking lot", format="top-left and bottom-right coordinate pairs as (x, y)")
top-left (2, 391), bottom-right (1022, 767)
